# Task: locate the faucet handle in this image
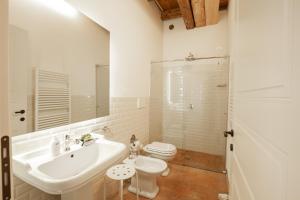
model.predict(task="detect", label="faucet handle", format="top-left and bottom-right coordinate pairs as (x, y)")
top-left (102, 126), bottom-right (110, 132)
top-left (65, 134), bottom-right (71, 140)
top-left (75, 138), bottom-right (81, 144)
top-left (130, 134), bottom-right (136, 144)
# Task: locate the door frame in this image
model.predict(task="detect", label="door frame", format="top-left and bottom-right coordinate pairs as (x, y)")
top-left (0, 0), bottom-right (12, 199)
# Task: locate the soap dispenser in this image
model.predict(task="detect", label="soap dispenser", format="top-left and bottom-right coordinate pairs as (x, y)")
top-left (50, 136), bottom-right (61, 156)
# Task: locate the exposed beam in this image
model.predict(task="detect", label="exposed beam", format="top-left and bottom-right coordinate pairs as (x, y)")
top-left (156, 0), bottom-right (179, 10)
top-left (205, 0), bottom-right (220, 25)
top-left (177, 0), bottom-right (195, 29)
top-left (161, 8), bottom-right (181, 20)
top-left (191, 0), bottom-right (206, 27)
top-left (219, 0), bottom-right (229, 10)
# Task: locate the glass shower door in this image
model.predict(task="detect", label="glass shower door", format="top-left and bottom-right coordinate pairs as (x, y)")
top-left (150, 58), bottom-right (229, 173)
top-left (179, 59), bottom-right (229, 172)
top-left (161, 62), bottom-right (185, 149)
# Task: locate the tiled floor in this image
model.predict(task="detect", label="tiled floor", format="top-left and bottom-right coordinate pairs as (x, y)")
top-left (170, 149), bottom-right (226, 172)
top-left (119, 163), bottom-right (228, 200)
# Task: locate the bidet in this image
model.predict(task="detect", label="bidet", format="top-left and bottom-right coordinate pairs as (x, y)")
top-left (124, 155), bottom-right (167, 199)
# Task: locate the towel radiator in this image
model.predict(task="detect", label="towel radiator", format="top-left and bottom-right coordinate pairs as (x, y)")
top-left (35, 69), bottom-right (71, 131)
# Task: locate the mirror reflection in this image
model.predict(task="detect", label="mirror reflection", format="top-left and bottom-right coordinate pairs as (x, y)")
top-left (9, 0), bottom-right (110, 136)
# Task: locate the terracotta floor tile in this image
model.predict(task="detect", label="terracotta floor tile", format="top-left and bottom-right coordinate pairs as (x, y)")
top-left (116, 163), bottom-right (228, 200)
top-left (170, 149), bottom-right (226, 172)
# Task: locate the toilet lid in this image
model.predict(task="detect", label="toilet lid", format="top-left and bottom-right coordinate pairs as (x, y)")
top-left (144, 142), bottom-right (177, 155)
top-left (144, 147), bottom-right (177, 156)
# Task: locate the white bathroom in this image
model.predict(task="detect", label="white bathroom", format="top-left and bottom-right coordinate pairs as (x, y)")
top-left (0, 0), bottom-right (300, 200)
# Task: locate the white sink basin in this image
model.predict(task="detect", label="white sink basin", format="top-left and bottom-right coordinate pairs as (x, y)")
top-left (13, 137), bottom-right (126, 194)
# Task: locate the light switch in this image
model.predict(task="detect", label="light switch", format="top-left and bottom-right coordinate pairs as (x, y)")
top-left (137, 98), bottom-right (146, 109)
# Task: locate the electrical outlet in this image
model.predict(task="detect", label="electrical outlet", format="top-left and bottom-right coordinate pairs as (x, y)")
top-left (218, 193), bottom-right (229, 200)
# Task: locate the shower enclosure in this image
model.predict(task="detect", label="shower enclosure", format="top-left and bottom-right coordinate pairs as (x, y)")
top-left (150, 57), bottom-right (229, 173)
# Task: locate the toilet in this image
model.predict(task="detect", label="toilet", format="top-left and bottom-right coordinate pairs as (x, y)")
top-left (143, 142), bottom-right (177, 176)
top-left (123, 155), bottom-right (167, 199)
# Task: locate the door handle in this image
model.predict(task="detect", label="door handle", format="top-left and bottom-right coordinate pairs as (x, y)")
top-left (15, 110), bottom-right (25, 114)
top-left (224, 129), bottom-right (234, 137)
top-left (189, 104), bottom-right (194, 110)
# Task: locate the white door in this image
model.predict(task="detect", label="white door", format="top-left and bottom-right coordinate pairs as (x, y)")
top-left (1, 0), bottom-right (11, 198)
top-left (9, 26), bottom-right (29, 136)
top-left (228, 0), bottom-right (300, 199)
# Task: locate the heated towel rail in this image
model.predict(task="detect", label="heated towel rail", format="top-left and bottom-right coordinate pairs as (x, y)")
top-left (35, 69), bottom-right (71, 131)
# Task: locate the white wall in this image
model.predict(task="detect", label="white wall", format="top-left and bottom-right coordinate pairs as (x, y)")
top-left (68, 0), bottom-right (163, 97)
top-left (163, 11), bottom-right (228, 60)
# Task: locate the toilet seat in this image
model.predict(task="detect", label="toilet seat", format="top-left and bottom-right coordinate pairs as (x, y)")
top-left (144, 142), bottom-right (177, 156)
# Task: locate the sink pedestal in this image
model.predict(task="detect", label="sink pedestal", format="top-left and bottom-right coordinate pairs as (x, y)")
top-left (62, 182), bottom-right (95, 200)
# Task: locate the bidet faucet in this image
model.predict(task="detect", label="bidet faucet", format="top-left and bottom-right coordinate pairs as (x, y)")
top-left (130, 134), bottom-right (136, 145)
top-left (129, 135), bottom-right (139, 159)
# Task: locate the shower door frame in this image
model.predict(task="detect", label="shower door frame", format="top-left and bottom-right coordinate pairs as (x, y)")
top-left (158, 57), bottom-right (229, 172)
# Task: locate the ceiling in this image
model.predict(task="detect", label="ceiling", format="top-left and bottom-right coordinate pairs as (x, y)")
top-left (149, 0), bottom-right (228, 29)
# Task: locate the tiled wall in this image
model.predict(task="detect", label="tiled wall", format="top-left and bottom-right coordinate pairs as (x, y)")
top-left (13, 176), bottom-right (60, 200)
top-left (71, 95), bottom-right (96, 124)
top-left (13, 97), bottom-right (149, 200)
top-left (149, 64), bottom-right (163, 143)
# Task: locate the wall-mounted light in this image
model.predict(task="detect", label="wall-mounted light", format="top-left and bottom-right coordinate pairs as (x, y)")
top-left (33, 0), bottom-right (78, 17)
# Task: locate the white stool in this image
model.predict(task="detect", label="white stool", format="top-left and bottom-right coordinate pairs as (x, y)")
top-left (106, 164), bottom-right (139, 200)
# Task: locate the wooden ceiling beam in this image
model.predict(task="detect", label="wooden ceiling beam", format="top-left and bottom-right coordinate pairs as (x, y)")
top-left (219, 0), bottom-right (229, 10)
top-left (205, 0), bottom-right (220, 25)
top-left (161, 8), bottom-right (181, 20)
top-left (191, 0), bottom-right (206, 27)
top-left (152, 0), bottom-right (229, 29)
top-left (156, 0), bottom-right (179, 10)
top-left (177, 0), bottom-right (195, 29)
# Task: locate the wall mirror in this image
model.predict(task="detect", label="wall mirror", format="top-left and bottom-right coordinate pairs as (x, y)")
top-left (9, 0), bottom-right (110, 136)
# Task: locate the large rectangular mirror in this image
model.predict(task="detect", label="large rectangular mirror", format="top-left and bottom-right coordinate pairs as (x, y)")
top-left (9, 0), bottom-right (110, 136)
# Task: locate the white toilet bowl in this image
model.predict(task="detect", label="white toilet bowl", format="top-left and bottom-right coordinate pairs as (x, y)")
top-left (143, 142), bottom-right (177, 176)
top-left (123, 155), bottom-right (167, 199)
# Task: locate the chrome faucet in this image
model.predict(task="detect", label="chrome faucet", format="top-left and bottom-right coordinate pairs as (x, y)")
top-left (64, 134), bottom-right (72, 151)
top-left (64, 134), bottom-right (81, 151)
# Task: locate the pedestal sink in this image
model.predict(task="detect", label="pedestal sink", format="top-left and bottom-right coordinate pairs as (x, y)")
top-left (13, 135), bottom-right (126, 199)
